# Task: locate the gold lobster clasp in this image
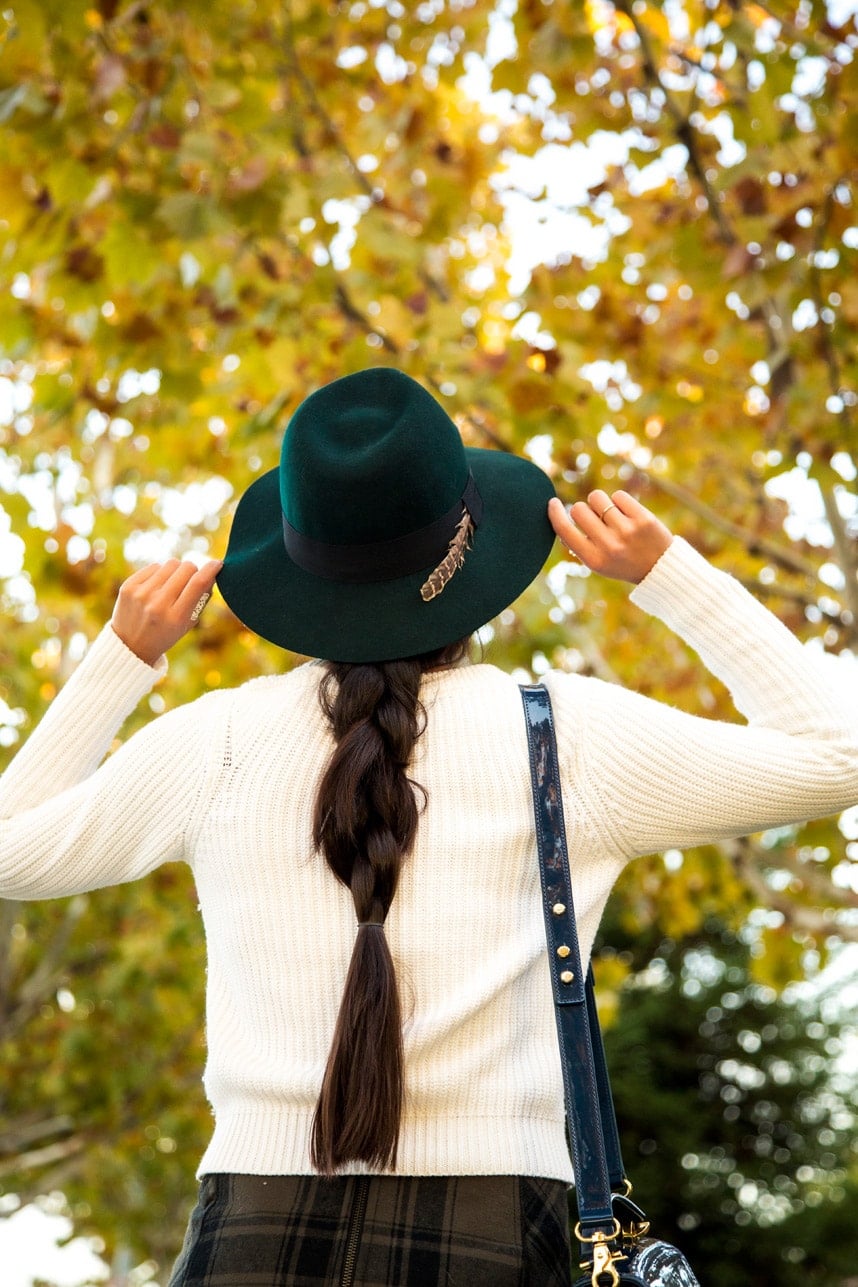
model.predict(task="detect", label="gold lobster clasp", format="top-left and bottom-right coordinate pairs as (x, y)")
top-left (590, 1239), bottom-right (623, 1285)
top-left (575, 1220), bottom-right (626, 1287)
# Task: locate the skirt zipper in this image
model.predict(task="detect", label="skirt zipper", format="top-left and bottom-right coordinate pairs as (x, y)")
top-left (340, 1175), bottom-right (370, 1287)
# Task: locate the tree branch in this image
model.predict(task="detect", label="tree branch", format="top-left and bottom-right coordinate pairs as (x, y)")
top-left (629, 465), bottom-right (823, 579)
top-left (0, 1134), bottom-right (87, 1179)
top-left (767, 841), bottom-right (858, 909)
top-left (614, 0), bottom-right (791, 360)
top-left (666, 44), bottom-right (741, 100)
top-left (805, 183), bottom-right (858, 642)
top-left (1, 898), bottom-right (87, 1042)
top-left (726, 836), bottom-right (858, 944)
top-left (424, 378), bottom-right (516, 452)
top-left (734, 575), bottom-right (843, 622)
top-left (0, 1114), bottom-right (76, 1156)
top-left (281, 0), bottom-right (379, 203)
top-left (333, 281), bottom-right (399, 355)
top-left (0, 900), bottom-right (18, 1019)
top-left (614, 0), bottom-right (737, 246)
top-left (279, 2), bottom-right (455, 309)
top-left (807, 183), bottom-right (855, 438)
top-left (330, 280), bottom-right (517, 452)
top-left (738, 2), bottom-right (847, 72)
top-left (820, 486), bottom-right (858, 632)
top-left (568, 633), bottom-right (623, 686)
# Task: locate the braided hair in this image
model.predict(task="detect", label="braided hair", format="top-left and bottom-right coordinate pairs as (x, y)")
top-left (310, 639), bottom-right (468, 1174)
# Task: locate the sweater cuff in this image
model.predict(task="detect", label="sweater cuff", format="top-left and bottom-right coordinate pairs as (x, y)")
top-left (85, 623), bottom-right (168, 696)
top-left (629, 536), bottom-right (714, 624)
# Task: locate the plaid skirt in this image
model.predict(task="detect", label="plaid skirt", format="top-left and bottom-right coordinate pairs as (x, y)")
top-left (167, 1172), bottom-right (572, 1286)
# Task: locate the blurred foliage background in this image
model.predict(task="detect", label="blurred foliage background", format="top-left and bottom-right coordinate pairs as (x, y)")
top-left (0, 0), bottom-right (856, 1282)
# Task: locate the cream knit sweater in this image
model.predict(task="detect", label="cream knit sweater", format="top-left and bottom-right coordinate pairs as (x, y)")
top-left (1, 538), bottom-right (857, 1183)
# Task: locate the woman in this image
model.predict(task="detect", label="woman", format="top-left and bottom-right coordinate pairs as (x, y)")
top-left (1, 367), bottom-right (856, 1287)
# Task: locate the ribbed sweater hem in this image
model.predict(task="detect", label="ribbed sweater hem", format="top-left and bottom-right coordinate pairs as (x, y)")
top-left (196, 1105), bottom-right (574, 1183)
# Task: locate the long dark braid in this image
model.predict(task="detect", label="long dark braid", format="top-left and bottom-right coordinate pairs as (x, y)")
top-left (310, 640), bottom-right (467, 1175)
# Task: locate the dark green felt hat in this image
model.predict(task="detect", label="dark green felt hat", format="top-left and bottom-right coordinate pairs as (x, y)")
top-left (217, 368), bottom-right (556, 662)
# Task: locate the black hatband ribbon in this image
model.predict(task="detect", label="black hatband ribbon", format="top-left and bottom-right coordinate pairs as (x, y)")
top-left (281, 472), bottom-right (483, 584)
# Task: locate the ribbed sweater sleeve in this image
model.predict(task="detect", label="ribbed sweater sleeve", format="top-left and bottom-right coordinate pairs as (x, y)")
top-left (0, 625), bottom-right (165, 815)
top-left (547, 537), bottom-right (858, 861)
top-left (0, 626), bottom-right (218, 900)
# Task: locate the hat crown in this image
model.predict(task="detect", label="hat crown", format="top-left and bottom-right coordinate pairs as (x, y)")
top-left (280, 369), bottom-right (467, 545)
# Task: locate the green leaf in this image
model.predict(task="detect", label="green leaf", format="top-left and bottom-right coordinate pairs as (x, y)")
top-left (155, 192), bottom-right (230, 240)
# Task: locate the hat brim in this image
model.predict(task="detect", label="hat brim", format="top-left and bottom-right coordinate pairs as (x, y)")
top-left (217, 447), bottom-right (556, 663)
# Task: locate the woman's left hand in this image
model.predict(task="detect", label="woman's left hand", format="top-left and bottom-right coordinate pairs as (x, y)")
top-left (111, 558), bottom-right (223, 666)
top-left (548, 490), bottom-right (673, 584)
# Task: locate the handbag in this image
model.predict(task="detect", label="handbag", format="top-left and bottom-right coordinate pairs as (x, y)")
top-left (520, 683), bottom-right (701, 1287)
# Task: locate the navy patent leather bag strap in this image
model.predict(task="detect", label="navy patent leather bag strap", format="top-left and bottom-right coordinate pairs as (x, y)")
top-left (520, 682), bottom-right (625, 1239)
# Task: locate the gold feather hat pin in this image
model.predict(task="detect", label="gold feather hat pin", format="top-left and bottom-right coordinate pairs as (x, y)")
top-left (420, 505), bottom-right (475, 602)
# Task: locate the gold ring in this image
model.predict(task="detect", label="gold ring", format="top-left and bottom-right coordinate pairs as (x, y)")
top-left (600, 503), bottom-right (618, 519)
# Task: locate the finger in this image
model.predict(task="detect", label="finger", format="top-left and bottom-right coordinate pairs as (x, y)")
top-left (547, 499), bottom-right (594, 562)
top-left (569, 499), bottom-right (608, 543)
top-left (561, 525), bottom-right (595, 563)
top-left (548, 496), bottom-right (570, 531)
top-left (175, 560), bottom-right (223, 619)
top-left (143, 559), bottom-right (183, 581)
top-left (587, 489), bottom-right (631, 526)
top-left (608, 489), bottom-right (652, 521)
top-left (121, 559), bottom-right (187, 602)
top-left (548, 497), bottom-right (585, 546)
top-left (120, 562), bottom-right (166, 590)
top-left (587, 489), bottom-right (613, 517)
top-left (129, 564), bottom-right (196, 619)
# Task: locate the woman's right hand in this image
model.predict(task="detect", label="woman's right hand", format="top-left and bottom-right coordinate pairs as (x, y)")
top-left (548, 490), bottom-right (673, 584)
top-left (111, 559), bottom-right (223, 666)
